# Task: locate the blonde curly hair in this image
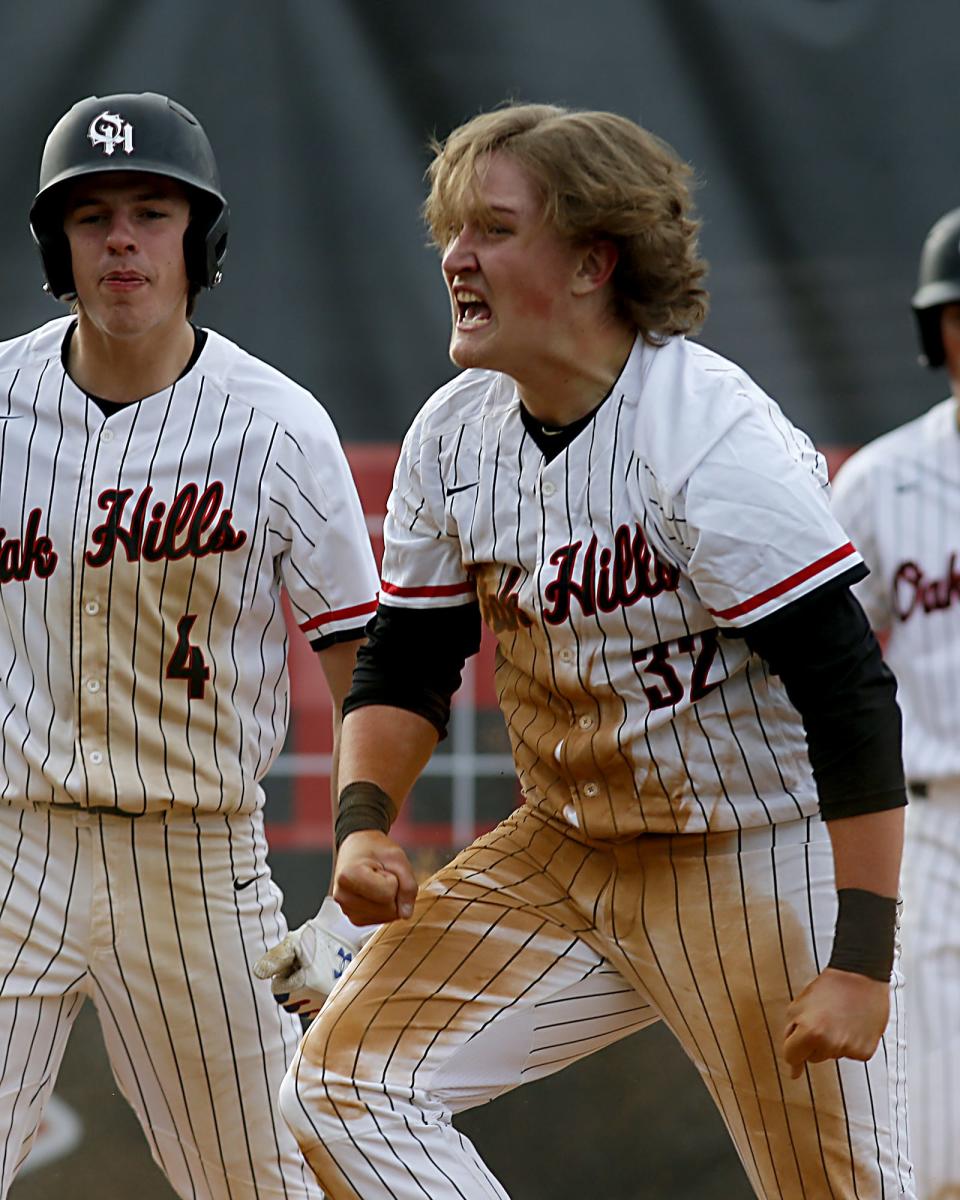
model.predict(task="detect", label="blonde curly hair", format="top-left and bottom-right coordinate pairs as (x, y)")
top-left (424, 103), bottom-right (709, 344)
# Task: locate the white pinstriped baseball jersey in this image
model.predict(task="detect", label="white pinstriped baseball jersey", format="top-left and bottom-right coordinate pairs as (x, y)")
top-left (831, 397), bottom-right (960, 782)
top-left (381, 335), bottom-right (862, 838)
top-left (0, 315), bottom-right (379, 814)
top-left (832, 397), bottom-right (960, 1200)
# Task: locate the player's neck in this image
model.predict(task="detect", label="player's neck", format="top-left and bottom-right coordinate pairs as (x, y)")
top-left (67, 310), bottom-right (197, 404)
top-left (515, 320), bottom-right (636, 428)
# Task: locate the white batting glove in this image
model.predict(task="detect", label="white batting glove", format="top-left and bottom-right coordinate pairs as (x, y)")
top-left (253, 896), bottom-right (378, 1018)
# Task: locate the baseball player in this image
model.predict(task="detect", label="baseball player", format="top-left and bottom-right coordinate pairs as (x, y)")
top-left (0, 92), bottom-right (380, 1199)
top-left (278, 104), bottom-right (914, 1199)
top-left (832, 207), bottom-right (960, 1200)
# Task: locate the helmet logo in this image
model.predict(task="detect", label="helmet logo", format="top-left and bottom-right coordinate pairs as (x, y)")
top-left (86, 111), bottom-right (134, 157)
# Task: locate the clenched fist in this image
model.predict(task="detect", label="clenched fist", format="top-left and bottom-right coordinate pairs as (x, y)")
top-left (333, 829), bottom-right (419, 926)
top-left (783, 968), bottom-right (890, 1080)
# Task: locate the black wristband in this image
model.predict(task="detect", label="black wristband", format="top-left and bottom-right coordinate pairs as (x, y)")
top-left (335, 781), bottom-right (396, 849)
top-left (827, 887), bottom-right (898, 982)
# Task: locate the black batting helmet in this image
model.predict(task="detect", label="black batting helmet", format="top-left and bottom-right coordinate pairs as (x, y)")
top-left (911, 206), bottom-right (960, 369)
top-left (29, 92), bottom-right (229, 301)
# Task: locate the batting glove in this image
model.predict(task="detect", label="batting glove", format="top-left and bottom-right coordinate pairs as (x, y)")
top-left (253, 896), bottom-right (378, 1018)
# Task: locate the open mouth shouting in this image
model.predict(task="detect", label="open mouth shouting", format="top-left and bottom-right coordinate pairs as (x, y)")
top-left (454, 287), bottom-right (492, 330)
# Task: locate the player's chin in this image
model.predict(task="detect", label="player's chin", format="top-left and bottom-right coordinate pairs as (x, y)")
top-left (449, 324), bottom-right (495, 369)
top-left (87, 298), bottom-right (153, 337)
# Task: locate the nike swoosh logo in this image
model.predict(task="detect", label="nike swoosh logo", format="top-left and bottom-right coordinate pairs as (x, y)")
top-left (0, 415), bottom-right (23, 420)
top-left (447, 481), bottom-right (479, 495)
top-left (233, 874), bottom-right (264, 891)
top-left (890, 460), bottom-right (960, 496)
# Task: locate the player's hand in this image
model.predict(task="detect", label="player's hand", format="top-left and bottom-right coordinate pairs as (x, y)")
top-left (252, 896), bottom-right (377, 1018)
top-left (782, 967), bottom-right (890, 1080)
top-left (333, 829), bottom-right (418, 926)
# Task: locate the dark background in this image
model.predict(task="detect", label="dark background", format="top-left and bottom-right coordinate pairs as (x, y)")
top-left (7, 1), bottom-right (955, 1196)
top-left (2, 0), bottom-right (957, 447)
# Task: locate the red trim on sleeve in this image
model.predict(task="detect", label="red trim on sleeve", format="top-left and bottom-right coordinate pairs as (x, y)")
top-left (708, 542), bottom-right (858, 621)
top-left (380, 579), bottom-right (475, 599)
top-left (300, 599), bottom-right (378, 633)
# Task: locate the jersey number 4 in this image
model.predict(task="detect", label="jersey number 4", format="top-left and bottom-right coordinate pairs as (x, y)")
top-left (631, 629), bottom-right (722, 711)
top-left (167, 614), bottom-right (210, 700)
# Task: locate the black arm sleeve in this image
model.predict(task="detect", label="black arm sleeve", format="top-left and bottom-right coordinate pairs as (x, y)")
top-left (741, 583), bottom-right (906, 820)
top-left (341, 601), bottom-right (483, 739)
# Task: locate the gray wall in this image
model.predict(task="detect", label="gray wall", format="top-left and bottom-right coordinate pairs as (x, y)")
top-left (3, 0), bottom-right (958, 447)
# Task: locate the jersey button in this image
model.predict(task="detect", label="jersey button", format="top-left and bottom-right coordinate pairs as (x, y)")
top-left (578, 715), bottom-right (594, 730)
top-left (89, 750), bottom-right (104, 765)
top-left (84, 600), bottom-right (100, 616)
top-left (583, 782), bottom-right (599, 798)
top-left (541, 481), bottom-right (556, 498)
top-left (100, 428), bottom-right (114, 443)
top-left (86, 679), bottom-right (101, 693)
top-left (558, 648), bottom-right (574, 664)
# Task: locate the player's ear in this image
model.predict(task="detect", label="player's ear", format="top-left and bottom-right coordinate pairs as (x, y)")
top-left (572, 239), bottom-right (619, 296)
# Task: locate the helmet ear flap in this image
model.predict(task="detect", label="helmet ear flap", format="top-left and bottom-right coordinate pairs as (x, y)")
top-left (30, 193), bottom-right (75, 301)
top-left (914, 308), bottom-right (945, 369)
top-left (184, 198), bottom-right (230, 289)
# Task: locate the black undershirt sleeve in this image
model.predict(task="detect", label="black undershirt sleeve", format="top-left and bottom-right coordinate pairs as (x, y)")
top-left (342, 579), bottom-right (906, 820)
top-left (342, 602), bottom-right (482, 738)
top-left (739, 578), bottom-right (906, 820)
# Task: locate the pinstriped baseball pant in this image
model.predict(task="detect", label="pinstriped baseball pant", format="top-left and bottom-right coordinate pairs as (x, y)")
top-left (0, 803), bottom-right (323, 1200)
top-left (900, 781), bottom-right (960, 1200)
top-left (281, 804), bottom-right (913, 1199)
